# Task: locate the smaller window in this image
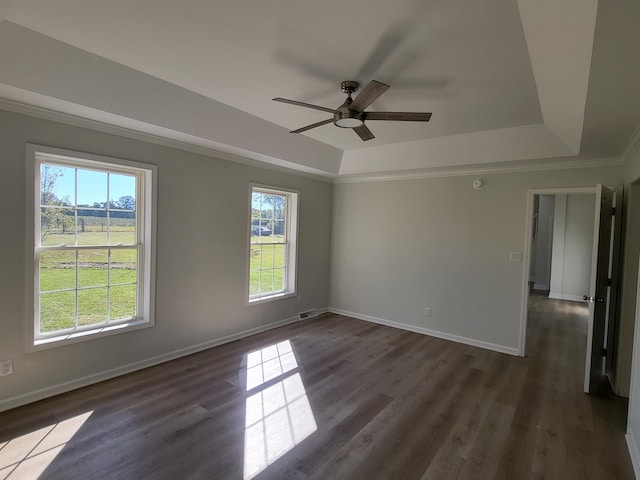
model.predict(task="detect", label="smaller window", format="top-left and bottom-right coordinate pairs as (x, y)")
top-left (248, 186), bottom-right (298, 302)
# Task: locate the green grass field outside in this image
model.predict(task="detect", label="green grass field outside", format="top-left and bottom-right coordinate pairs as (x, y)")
top-left (249, 234), bottom-right (286, 296)
top-left (42, 226), bottom-right (136, 247)
top-left (39, 229), bottom-right (138, 333)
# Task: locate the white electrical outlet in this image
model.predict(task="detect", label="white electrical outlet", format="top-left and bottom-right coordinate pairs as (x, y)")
top-left (509, 252), bottom-right (522, 262)
top-left (0, 358), bottom-right (14, 376)
top-left (425, 307), bottom-right (431, 317)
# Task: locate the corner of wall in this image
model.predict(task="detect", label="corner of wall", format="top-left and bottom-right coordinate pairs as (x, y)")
top-left (626, 430), bottom-right (640, 479)
top-left (623, 123), bottom-right (640, 182)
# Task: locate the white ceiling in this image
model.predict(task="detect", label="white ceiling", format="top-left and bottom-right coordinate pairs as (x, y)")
top-left (0, 0), bottom-right (639, 177)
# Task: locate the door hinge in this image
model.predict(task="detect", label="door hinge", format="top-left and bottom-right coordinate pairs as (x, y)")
top-left (607, 278), bottom-right (612, 287)
top-left (602, 347), bottom-right (607, 357)
top-left (612, 207), bottom-right (616, 216)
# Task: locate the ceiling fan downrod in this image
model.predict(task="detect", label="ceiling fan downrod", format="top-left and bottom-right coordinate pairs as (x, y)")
top-left (340, 80), bottom-right (360, 100)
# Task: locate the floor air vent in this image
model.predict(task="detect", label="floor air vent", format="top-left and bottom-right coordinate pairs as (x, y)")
top-left (298, 309), bottom-right (318, 320)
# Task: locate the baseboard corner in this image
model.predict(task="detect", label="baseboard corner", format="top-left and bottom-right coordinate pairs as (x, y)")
top-left (626, 430), bottom-right (640, 479)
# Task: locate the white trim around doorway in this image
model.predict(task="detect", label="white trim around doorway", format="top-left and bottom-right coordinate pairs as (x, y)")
top-left (519, 187), bottom-right (596, 356)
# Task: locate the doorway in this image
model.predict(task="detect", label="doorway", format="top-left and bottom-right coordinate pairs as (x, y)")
top-left (530, 193), bottom-right (596, 301)
top-left (519, 186), bottom-right (623, 393)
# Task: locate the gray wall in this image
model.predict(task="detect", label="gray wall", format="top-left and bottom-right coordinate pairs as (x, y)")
top-left (619, 184), bottom-right (640, 398)
top-left (623, 143), bottom-right (640, 462)
top-left (0, 110), bottom-right (332, 409)
top-left (330, 168), bottom-right (623, 354)
top-left (531, 195), bottom-right (555, 290)
top-left (549, 194), bottom-right (595, 301)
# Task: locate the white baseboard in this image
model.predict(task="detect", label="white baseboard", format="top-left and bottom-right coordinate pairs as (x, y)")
top-left (533, 283), bottom-right (549, 291)
top-left (548, 292), bottom-right (586, 302)
top-left (0, 309), bottom-right (328, 413)
top-left (626, 430), bottom-right (640, 479)
top-left (328, 307), bottom-right (519, 356)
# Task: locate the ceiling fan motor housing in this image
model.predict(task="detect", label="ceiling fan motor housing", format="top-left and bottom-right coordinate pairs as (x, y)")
top-left (340, 80), bottom-right (360, 95)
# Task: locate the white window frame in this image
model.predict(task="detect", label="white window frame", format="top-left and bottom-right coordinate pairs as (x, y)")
top-left (247, 184), bottom-right (299, 303)
top-left (25, 144), bottom-right (157, 351)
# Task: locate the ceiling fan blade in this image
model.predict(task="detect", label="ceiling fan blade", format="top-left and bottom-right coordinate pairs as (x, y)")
top-left (290, 118), bottom-right (334, 134)
top-left (273, 98), bottom-right (337, 114)
top-left (349, 80), bottom-right (390, 112)
top-left (353, 124), bottom-right (375, 141)
top-left (364, 112), bottom-right (432, 122)
top-left (356, 23), bottom-right (410, 79)
top-left (275, 50), bottom-right (341, 83)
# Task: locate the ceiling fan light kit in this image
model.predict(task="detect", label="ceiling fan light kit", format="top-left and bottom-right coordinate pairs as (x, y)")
top-left (273, 80), bottom-right (432, 141)
top-left (335, 116), bottom-right (364, 128)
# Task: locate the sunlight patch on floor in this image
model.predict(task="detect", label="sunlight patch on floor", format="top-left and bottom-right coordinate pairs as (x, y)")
top-left (0, 411), bottom-right (92, 479)
top-left (245, 340), bottom-right (299, 391)
top-left (565, 302), bottom-right (589, 315)
top-left (243, 340), bottom-right (317, 480)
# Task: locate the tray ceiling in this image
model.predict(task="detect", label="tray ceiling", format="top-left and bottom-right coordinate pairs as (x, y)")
top-left (1, 0), bottom-right (639, 177)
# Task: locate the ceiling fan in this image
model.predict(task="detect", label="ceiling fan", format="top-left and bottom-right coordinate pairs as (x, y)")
top-left (273, 80), bottom-right (432, 141)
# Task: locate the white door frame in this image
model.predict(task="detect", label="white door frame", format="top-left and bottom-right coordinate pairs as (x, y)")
top-left (518, 186), bottom-right (596, 356)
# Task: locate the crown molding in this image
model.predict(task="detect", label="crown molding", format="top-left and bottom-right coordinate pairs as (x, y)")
top-left (0, 98), bottom-right (336, 183)
top-left (622, 122), bottom-right (640, 164)
top-left (1, 97), bottom-right (630, 186)
top-left (334, 156), bottom-right (623, 184)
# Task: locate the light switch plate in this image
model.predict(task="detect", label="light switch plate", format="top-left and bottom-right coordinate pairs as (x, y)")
top-left (509, 252), bottom-right (522, 262)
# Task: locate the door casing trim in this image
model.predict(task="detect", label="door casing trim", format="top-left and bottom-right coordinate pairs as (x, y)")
top-left (519, 187), bottom-right (596, 356)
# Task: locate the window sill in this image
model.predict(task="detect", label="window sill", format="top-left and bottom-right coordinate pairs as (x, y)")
top-left (29, 318), bottom-right (152, 352)
top-left (248, 292), bottom-right (296, 306)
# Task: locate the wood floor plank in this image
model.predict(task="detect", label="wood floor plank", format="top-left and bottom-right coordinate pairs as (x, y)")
top-left (457, 401), bottom-right (516, 480)
top-left (531, 396), bottom-right (566, 479)
top-left (493, 375), bottom-right (544, 479)
top-left (255, 387), bottom-right (393, 479)
top-left (308, 354), bottom-right (480, 480)
top-left (421, 386), bottom-right (498, 479)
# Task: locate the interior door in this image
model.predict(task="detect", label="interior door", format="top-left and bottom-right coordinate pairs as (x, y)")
top-left (583, 184), bottom-right (614, 393)
top-left (605, 187), bottom-right (623, 378)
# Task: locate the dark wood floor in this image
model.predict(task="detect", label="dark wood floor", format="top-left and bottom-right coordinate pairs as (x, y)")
top-left (0, 294), bottom-right (635, 479)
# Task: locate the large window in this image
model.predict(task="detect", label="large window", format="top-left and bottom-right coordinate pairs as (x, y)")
top-left (248, 186), bottom-right (298, 302)
top-left (27, 146), bottom-right (156, 348)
